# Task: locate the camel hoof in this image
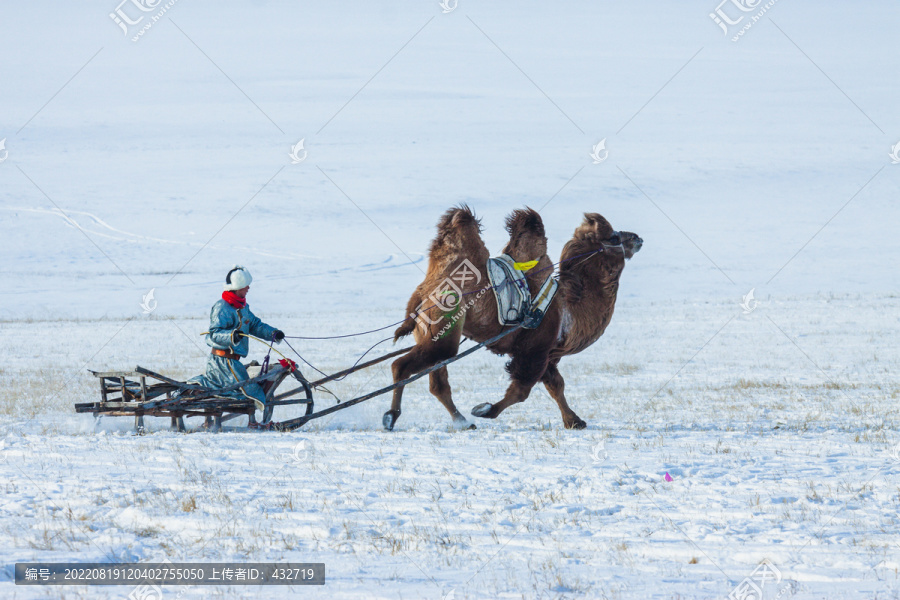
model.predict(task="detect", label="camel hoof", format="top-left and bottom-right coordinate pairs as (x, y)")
top-left (452, 417), bottom-right (477, 430)
top-left (382, 410), bottom-right (400, 431)
top-left (565, 416), bottom-right (587, 430)
top-left (471, 403), bottom-right (495, 418)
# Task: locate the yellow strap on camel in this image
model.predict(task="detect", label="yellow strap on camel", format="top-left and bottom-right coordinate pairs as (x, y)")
top-left (513, 260), bottom-right (538, 271)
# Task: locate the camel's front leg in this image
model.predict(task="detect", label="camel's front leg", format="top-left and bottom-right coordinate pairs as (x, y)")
top-left (541, 362), bottom-right (586, 429)
top-left (471, 379), bottom-right (536, 419)
top-left (471, 351), bottom-right (548, 421)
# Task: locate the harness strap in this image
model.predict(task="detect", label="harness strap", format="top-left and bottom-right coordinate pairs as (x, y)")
top-left (487, 254), bottom-right (531, 325)
top-left (486, 254), bottom-right (559, 329)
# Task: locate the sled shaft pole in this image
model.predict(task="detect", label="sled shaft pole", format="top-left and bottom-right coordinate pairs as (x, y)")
top-left (309, 346), bottom-right (413, 388)
top-left (277, 326), bottom-right (522, 431)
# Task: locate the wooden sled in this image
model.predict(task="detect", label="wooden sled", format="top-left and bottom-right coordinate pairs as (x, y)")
top-left (75, 363), bottom-right (314, 433)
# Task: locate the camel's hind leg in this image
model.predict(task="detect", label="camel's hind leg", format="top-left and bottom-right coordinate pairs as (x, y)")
top-left (384, 323), bottom-right (463, 431)
top-left (540, 361), bottom-right (586, 429)
top-left (429, 366), bottom-right (475, 429)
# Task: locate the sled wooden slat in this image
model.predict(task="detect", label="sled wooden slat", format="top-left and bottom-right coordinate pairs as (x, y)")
top-left (133, 367), bottom-right (199, 390)
top-left (90, 370), bottom-right (140, 378)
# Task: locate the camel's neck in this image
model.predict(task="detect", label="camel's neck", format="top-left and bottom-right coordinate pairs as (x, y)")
top-left (556, 263), bottom-right (621, 354)
top-left (568, 275), bottom-right (619, 318)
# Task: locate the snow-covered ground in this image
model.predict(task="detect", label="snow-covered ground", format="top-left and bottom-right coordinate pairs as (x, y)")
top-left (2, 1), bottom-right (899, 598)
top-left (2, 295), bottom-right (900, 599)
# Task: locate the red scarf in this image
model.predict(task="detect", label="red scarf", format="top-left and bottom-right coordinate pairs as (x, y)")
top-left (222, 291), bottom-right (247, 309)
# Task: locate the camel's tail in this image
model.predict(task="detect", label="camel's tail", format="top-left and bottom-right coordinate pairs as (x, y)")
top-left (394, 289), bottom-right (423, 341)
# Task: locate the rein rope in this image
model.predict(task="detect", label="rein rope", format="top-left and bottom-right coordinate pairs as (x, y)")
top-left (283, 247), bottom-right (603, 341)
top-left (214, 246), bottom-right (608, 390)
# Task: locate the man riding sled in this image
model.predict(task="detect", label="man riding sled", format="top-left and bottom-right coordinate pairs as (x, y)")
top-left (188, 265), bottom-right (285, 416)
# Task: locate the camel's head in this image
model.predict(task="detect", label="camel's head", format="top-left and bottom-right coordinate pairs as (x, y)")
top-left (575, 213), bottom-right (643, 262)
top-left (502, 207), bottom-right (547, 262)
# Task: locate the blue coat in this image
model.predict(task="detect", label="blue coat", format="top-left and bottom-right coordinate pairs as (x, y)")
top-left (188, 299), bottom-right (280, 409)
top-left (206, 299), bottom-right (277, 357)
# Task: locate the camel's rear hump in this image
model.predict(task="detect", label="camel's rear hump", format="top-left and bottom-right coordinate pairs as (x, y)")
top-left (395, 206), bottom-right (485, 341)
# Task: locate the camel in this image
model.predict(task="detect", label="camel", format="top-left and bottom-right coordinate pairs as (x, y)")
top-left (385, 206), bottom-right (641, 430)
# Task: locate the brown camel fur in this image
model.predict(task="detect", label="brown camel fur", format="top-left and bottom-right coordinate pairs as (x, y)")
top-left (386, 206), bottom-right (641, 431)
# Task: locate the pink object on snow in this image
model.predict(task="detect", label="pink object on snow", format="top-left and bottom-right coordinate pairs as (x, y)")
top-left (664, 472), bottom-right (673, 482)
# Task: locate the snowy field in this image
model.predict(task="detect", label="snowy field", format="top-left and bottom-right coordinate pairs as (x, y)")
top-left (2, 1), bottom-right (900, 598)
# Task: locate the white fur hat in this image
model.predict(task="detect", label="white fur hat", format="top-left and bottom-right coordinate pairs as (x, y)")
top-left (224, 265), bottom-right (252, 291)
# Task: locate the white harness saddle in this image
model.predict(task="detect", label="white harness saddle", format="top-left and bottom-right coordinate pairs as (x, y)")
top-left (485, 254), bottom-right (559, 328)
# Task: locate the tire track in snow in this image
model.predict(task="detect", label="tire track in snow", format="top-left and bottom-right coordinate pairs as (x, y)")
top-left (2, 206), bottom-right (319, 261)
top-left (2, 206), bottom-right (425, 283)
